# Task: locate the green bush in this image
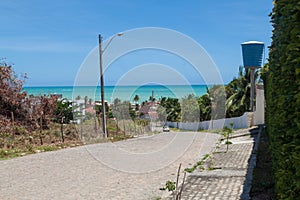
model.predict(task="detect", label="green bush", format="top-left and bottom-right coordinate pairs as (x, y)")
top-left (265, 0), bottom-right (300, 199)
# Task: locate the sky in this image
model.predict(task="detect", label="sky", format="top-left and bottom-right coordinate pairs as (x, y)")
top-left (0, 0), bottom-right (273, 87)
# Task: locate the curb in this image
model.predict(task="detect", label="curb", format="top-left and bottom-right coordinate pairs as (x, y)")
top-left (240, 125), bottom-right (263, 200)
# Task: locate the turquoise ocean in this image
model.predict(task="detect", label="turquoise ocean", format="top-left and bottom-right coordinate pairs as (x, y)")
top-left (23, 85), bottom-right (209, 103)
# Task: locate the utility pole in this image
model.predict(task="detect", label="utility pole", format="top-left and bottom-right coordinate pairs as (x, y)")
top-left (98, 33), bottom-right (123, 138)
top-left (98, 34), bottom-right (107, 138)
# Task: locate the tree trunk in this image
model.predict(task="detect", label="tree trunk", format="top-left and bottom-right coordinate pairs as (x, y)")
top-left (61, 117), bottom-right (64, 143)
top-left (134, 120), bottom-right (137, 135)
top-left (11, 112), bottom-right (15, 148)
top-left (123, 119), bottom-right (126, 136)
top-left (40, 116), bottom-right (43, 145)
top-left (94, 116), bottom-right (97, 133)
top-left (116, 119), bottom-right (119, 136)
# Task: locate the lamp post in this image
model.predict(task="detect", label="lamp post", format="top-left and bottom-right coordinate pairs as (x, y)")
top-left (98, 33), bottom-right (123, 138)
top-left (241, 41), bottom-right (264, 112)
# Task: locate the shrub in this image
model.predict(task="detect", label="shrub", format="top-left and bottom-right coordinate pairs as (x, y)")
top-left (265, 0), bottom-right (300, 198)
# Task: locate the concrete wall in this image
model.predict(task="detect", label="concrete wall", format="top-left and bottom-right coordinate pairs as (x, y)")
top-left (253, 84), bottom-right (265, 125)
top-left (166, 112), bottom-right (249, 131)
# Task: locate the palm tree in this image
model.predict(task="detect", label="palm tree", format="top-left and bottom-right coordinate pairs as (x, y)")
top-left (133, 94), bottom-right (139, 104)
top-left (160, 97), bottom-right (181, 122)
top-left (225, 67), bottom-right (258, 117)
top-left (198, 93), bottom-right (211, 121)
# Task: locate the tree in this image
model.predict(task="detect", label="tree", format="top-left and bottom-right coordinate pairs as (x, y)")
top-left (222, 124), bottom-right (233, 153)
top-left (160, 97), bottom-right (181, 122)
top-left (110, 98), bottom-right (119, 134)
top-left (149, 96), bottom-right (155, 102)
top-left (95, 102), bottom-right (109, 114)
top-left (133, 94), bottom-right (139, 104)
top-left (208, 85), bottom-right (226, 120)
top-left (0, 61), bottom-right (58, 132)
top-left (0, 62), bottom-right (27, 123)
top-left (29, 95), bottom-right (57, 144)
top-left (111, 99), bottom-right (139, 135)
top-left (157, 104), bottom-right (167, 123)
top-left (112, 100), bottom-right (132, 135)
top-left (198, 93), bottom-right (211, 121)
top-left (225, 67), bottom-right (255, 117)
top-left (52, 98), bottom-right (73, 143)
top-left (84, 96), bottom-right (88, 107)
top-left (53, 98), bottom-right (74, 124)
top-left (135, 103), bottom-right (139, 111)
top-left (0, 61), bottom-right (60, 146)
top-left (181, 94), bottom-right (200, 122)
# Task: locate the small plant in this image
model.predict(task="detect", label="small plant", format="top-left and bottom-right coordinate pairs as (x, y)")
top-left (185, 154), bottom-right (211, 173)
top-left (184, 166), bottom-right (196, 173)
top-left (25, 144), bottom-right (34, 153)
top-left (202, 153), bottom-right (211, 160)
top-left (0, 149), bottom-right (24, 160)
top-left (160, 180), bottom-right (176, 192)
top-left (225, 141), bottom-right (232, 145)
top-left (165, 180), bottom-right (176, 192)
top-left (38, 145), bottom-right (58, 152)
top-left (222, 123), bottom-right (233, 152)
top-left (207, 166), bottom-right (222, 170)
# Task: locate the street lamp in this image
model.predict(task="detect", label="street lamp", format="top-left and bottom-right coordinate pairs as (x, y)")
top-left (241, 41), bottom-right (264, 112)
top-left (98, 33), bottom-right (123, 138)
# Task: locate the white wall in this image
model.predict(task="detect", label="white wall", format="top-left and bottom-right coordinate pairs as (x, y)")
top-left (166, 112), bottom-right (249, 130)
top-left (253, 85), bottom-right (265, 125)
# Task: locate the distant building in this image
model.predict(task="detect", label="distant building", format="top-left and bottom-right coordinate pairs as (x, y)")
top-left (139, 101), bottom-right (158, 121)
top-left (85, 104), bottom-right (95, 114)
top-left (72, 99), bottom-right (85, 124)
top-left (51, 94), bottom-right (63, 100)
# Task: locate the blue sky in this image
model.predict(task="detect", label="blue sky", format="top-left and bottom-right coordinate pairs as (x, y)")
top-left (0, 0), bottom-right (273, 86)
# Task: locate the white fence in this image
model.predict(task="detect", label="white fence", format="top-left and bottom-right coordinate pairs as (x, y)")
top-left (166, 112), bottom-right (249, 131)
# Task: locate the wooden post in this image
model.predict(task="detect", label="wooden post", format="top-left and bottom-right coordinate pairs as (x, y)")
top-left (178, 171), bottom-right (187, 200)
top-left (175, 163), bottom-right (182, 199)
top-left (123, 119), bottom-right (126, 136)
top-left (11, 112), bottom-right (15, 148)
top-left (40, 115), bottom-right (43, 145)
top-left (94, 116), bottom-right (97, 133)
top-left (61, 117), bottom-right (65, 143)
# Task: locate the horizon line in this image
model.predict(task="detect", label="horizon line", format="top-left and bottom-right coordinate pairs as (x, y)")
top-left (23, 84), bottom-right (225, 88)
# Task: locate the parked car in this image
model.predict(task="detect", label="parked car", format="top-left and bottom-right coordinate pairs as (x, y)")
top-left (163, 125), bottom-right (170, 132)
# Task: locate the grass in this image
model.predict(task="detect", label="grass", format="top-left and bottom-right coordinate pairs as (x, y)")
top-left (184, 154), bottom-right (211, 173)
top-left (109, 134), bottom-right (134, 142)
top-left (0, 123), bottom-right (84, 160)
top-left (153, 197), bottom-right (162, 200)
top-left (169, 127), bottom-right (180, 132)
top-left (0, 118), bottom-right (162, 160)
top-left (0, 149), bottom-right (25, 160)
top-left (0, 143), bottom-right (82, 160)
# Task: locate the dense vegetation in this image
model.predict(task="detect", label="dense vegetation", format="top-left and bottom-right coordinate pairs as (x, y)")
top-left (156, 67), bottom-right (252, 123)
top-left (263, 0), bottom-right (300, 198)
top-left (0, 63), bottom-right (30, 127)
top-left (225, 67), bottom-right (256, 118)
top-left (0, 62), bottom-right (82, 157)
